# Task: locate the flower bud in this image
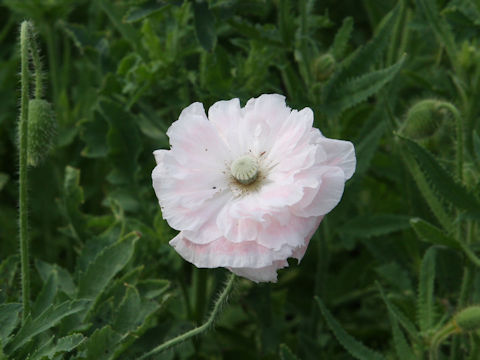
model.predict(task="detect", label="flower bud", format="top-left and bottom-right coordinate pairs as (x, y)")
top-left (27, 99), bottom-right (56, 167)
top-left (401, 99), bottom-right (446, 139)
top-left (312, 53), bottom-right (335, 81)
top-left (454, 306), bottom-right (480, 332)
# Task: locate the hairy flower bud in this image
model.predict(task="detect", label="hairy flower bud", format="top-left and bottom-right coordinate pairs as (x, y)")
top-left (455, 306), bottom-right (480, 332)
top-left (27, 99), bottom-right (56, 167)
top-left (312, 53), bottom-right (336, 81)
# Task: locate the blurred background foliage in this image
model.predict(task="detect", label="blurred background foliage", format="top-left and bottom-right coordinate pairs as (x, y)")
top-left (2, 0), bottom-right (480, 359)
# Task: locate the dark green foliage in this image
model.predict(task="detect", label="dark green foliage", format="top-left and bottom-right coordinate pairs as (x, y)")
top-left (2, 0), bottom-right (480, 358)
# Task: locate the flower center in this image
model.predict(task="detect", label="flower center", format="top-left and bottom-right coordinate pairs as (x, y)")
top-left (230, 155), bottom-right (259, 185)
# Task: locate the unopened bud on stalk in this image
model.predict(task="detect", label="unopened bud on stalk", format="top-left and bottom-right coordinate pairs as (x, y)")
top-left (402, 99), bottom-right (448, 139)
top-left (27, 99), bottom-right (56, 167)
top-left (454, 306), bottom-right (480, 332)
top-left (312, 53), bottom-right (335, 81)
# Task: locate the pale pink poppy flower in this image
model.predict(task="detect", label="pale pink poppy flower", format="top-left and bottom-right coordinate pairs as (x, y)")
top-left (152, 94), bottom-right (355, 282)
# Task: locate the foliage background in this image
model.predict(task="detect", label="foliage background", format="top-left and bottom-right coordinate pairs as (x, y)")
top-left (1, 0), bottom-right (480, 359)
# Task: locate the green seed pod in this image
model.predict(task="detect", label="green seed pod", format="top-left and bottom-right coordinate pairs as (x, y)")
top-left (27, 99), bottom-right (56, 167)
top-left (312, 53), bottom-right (336, 81)
top-left (401, 99), bottom-right (447, 140)
top-left (455, 306), bottom-right (480, 332)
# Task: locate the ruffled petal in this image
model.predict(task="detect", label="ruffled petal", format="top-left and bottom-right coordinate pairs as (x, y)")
top-left (318, 138), bottom-right (356, 179)
top-left (229, 260), bottom-right (288, 283)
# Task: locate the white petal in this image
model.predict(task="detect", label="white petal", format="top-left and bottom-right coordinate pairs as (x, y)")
top-left (319, 138), bottom-right (356, 179)
top-left (229, 260), bottom-right (288, 283)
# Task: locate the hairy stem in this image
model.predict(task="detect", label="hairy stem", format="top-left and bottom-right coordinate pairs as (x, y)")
top-left (19, 21), bottom-right (31, 321)
top-left (138, 273), bottom-right (236, 360)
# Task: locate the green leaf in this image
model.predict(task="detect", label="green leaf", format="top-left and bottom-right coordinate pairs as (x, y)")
top-left (193, 1), bottom-right (217, 52)
top-left (79, 112), bottom-right (109, 158)
top-left (410, 218), bottom-right (460, 250)
top-left (97, 100), bottom-right (141, 186)
top-left (79, 325), bottom-right (122, 360)
top-left (355, 113), bottom-right (385, 175)
top-left (28, 333), bottom-right (85, 360)
top-left (315, 297), bottom-right (385, 360)
top-left (415, 0), bottom-right (457, 65)
top-left (77, 232), bottom-right (140, 300)
top-left (417, 247), bottom-right (436, 333)
top-left (399, 135), bottom-right (480, 213)
top-left (0, 173), bottom-right (8, 192)
top-left (35, 260), bottom-right (76, 297)
top-left (113, 286), bottom-right (142, 334)
top-left (124, 0), bottom-right (174, 23)
top-left (0, 303), bottom-right (22, 342)
top-left (339, 214), bottom-right (411, 239)
top-left (323, 4), bottom-right (400, 109)
top-left (331, 17), bottom-right (354, 59)
top-left (5, 300), bottom-right (89, 354)
top-left (279, 343), bottom-right (300, 360)
top-left (391, 317), bottom-right (416, 360)
top-left (60, 166), bottom-right (87, 241)
top-left (401, 151), bottom-right (453, 230)
top-left (32, 272), bottom-right (59, 318)
top-left (377, 283), bottom-right (419, 339)
top-left (325, 55), bottom-right (405, 115)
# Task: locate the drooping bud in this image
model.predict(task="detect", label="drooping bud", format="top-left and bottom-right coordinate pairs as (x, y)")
top-left (454, 306), bottom-right (480, 332)
top-left (401, 99), bottom-right (447, 139)
top-left (27, 99), bottom-right (56, 167)
top-left (312, 53), bottom-right (336, 81)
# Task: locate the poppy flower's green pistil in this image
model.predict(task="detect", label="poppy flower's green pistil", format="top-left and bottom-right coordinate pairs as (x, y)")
top-left (230, 155), bottom-right (259, 185)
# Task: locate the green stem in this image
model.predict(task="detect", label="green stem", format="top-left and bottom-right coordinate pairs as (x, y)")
top-left (138, 273), bottom-right (236, 360)
top-left (429, 321), bottom-right (459, 360)
top-left (19, 21), bottom-right (31, 322)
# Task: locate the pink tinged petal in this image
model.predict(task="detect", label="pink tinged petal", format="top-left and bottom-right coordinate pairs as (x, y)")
top-left (293, 167), bottom-right (346, 217)
top-left (319, 138), bottom-right (356, 179)
top-left (229, 260), bottom-right (288, 283)
top-left (208, 98), bottom-right (244, 156)
top-left (291, 216), bottom-right (323, 262)
top-left (169, 233), bottom-right (294, 269)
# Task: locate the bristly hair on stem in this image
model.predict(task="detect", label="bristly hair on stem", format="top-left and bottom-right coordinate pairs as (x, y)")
top-left (138, 272), bottom-right (236, 360)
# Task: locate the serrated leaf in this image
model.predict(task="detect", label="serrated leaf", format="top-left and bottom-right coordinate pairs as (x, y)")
top-left (77, 232), bottom-right (139, 301)
top-left (415, 0), bottom-right (457, 64)
top-left (323, 4), bottom-right (400, 107)
top-left (325, 55), bottom-right (405, 115)
top-left (399, 135), bottom-right (480, 213)
top-left (5, 300), bottom-right (89, 354)
top-left (355, 115), bottom-right (385, 175)
top-left (417, 247), bottom-right (436, 333)
top-left (32, 272), bottom-right (59, 318)
top-left (316, 297), bottom-right (385, 360)
top-left (79, 325), bottom-right (122, 360)
top-left (391, 317), bottom-right (416, 360)
top-left (331, 17), bottom-right (354, 59)
top-left (113, 286), bottom-right (142, 334)
top-left (410, 218), bottom-right (460, 250)
top-left (377, 283), bottom-right (419, 339)
top-left (28, 334), bottom-right (84, 360)
top-left (401, 151), bottom-right (453, 230)
top-left (279, 343), bottom-right (300, 360)
top-left (35, 260), bottom-right (76, 297)
top-left (0, 303), bottom-right (22, 342)
top-left (97, 100), bottom-right (141, 186)
top-left (194, 1), bottom-right (217, 52)
top-left (61, 166), bottom-right (87, 241)
top-left (339, 214), bottom-right (411, 239)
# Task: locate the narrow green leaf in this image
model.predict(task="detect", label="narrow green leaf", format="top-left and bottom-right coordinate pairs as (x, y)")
top-left (331, 17), bottom-right (354, 59)
top-left (77, 232), bottom-right (140, 300)
top-left (0, 173), bottom-right (8, 192)
top-left (32, 271), bottom-right (58, 318)
top-left (377, 284), bottom-right (419, 339)
top-left (355, 113), bottom-right (385, 175)
top-left (60, 166), bottom-right (87, 241)
top-left (28, 333), bottom-right (85, 360)
top-left (410, 218), bottom-right (460, 250)
top-left (316, 297), bottom-right (385, 360)
top-left (415, 0), bottom-right (457, 66)
top-left (124, 0), bottom-right (174, 23)
top-left (279, 343), bottom-right (300, 360)
top-left (391, 317), bottom-right (416, 360)
top-left (79, 325), bottom-right (122, 360)
top-left (326, 55), bottom-right (405, 114)
top-left (399, 135), bottom-right (480, 213)
top-left (0, 304), bottom-right (22, 342)
top-left (35, 260), bottom-right (76, 297)
top-left (401, 151), bottom-right (453, 230)
top-left (5, 300), bottom-right (88, 354)
top-left (339, 214), bottom-right (411, 239)
top-left (193, 1), bottom-right (217, 52)
top-left (417, 247), bottom-right (436, 333)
